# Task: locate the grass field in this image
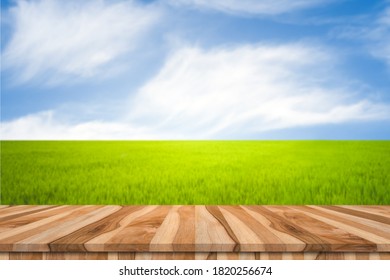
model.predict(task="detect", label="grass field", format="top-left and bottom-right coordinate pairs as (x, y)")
top-left (1, 141), bottom-right (389, 205)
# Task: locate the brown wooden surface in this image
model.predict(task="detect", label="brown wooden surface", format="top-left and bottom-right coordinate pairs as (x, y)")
top-left (0, 205), bottom-right (389, 253)
top-left (1, 252), bottom-right (389, 260)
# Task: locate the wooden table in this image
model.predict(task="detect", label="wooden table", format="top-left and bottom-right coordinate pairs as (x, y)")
top-left (0, 205), bottom-right (389, 260)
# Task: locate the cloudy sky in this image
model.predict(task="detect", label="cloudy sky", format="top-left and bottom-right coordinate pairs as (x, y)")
top-left (1, 0), bottom-right (390, 139)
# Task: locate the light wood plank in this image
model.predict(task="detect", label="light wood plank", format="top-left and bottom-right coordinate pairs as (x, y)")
top-left (0, 206), bottom-right (56, 223)
top-left (50, 206), bottom-right (143, 251)
top-left (222, 206), bottom-right (286, 251)
top-left (246, 206), bottom-right (327, 251)
top-left (86, 206), bottom-right (170, 251)
top-left (0, 252), bottom-right (9, 260)
top-left (0, 206), bottom-right (89, 249)
top-left (266, 206), bottom-right (377, 251)
top-left (0, 205), bottom-right (388, 253)
top-left (218, 207), bottom-right (268, 251)
top-left (14, 206), bottom-right (120, 251)
top-left (242, 206), bottom-right (306, 251)
top-left (195, 206), bottom-right (236, 251)
top-left (2, 252), bottom-right (389, 260)
top-left (0, 206), bottom-right (70, 230)
top-left (323, 206), bottom-right (390, 225)
top-left (303, 206), bottom-right (390, 236)
top-left (84, 206), bottom-right (157, 251)
top-left (291, 206), bottom-right (389, 251)
top-left (339, 206), bottom-right (390, 218)
top-left (150, 205), bottom-right (195, 251)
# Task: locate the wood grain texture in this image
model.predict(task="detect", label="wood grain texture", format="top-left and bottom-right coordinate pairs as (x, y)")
top-left (0, 253), bottom-right (9, 260)
top-left (337, 206), bottom-right (390, 218)
top-left (50, 206), bottom-right (144, 251)
top-left (1, 252), bottom-right (389, 260)
top-left (195, 205), bottom-right (236, 252)
top-left (265, 206), bottom-right (377, 251)
top-left (0, 206), bottom-right (389, 253)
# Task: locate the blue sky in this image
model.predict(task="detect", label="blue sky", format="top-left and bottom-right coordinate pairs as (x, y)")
top-left (1, 0), bottom-right (390, 139)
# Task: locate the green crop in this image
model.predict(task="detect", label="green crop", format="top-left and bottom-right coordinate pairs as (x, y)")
top-left (1, 141), bottom-right (389, 205)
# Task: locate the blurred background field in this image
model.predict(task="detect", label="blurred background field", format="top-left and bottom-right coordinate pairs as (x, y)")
top-left (1, 141), bottom-right (389, 205)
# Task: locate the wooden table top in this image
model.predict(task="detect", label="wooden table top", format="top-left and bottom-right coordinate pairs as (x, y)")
top-left (0, 205), bottom-right (389, 252)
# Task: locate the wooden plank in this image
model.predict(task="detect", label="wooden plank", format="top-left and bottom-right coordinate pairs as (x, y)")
top-left (50, 206), bottom-right (143, 251)
top-left (173, 205), bottom-right (195, 251)
top-left (107, 252), bottom-right (118, 260)
top-left (344, 252), bottom-right (369, 260)
top-left (0, 206), bottom-right (56, 223)
top-left (2, 252), bottom-right (390, 260)
top-left (299, 206), bottom-right (390, 251)
top-left (14, 206), bottom-right (121, 251)
top-left (300, 206), bottom-right (390, 237)
top-left (266, 206), bottom-right (377, 251)
top-left (149, 206), bottom-right (181, 251)
top-left (238, 253), bottom-right (257, 260)
top-left (339, 206), bottom-right (390, 218)
top-left (323, 206), bottom-right (390, 225)
top-left (245, 206), bottom-right (328, 251)
top-left (0, 206), bottom-right (36, 217)
top-left (150, 205), bottom-right (195, 251)
top-left (0, 206), bottom-right (89, 250)
top-left (85, 206), bottom-right (171, 251)
top-left (0, 205), bottom-right (389, 253)
top-left (0, 206), bottom-right (71, 229)
top-left (84, 206), bottom-right (158, 251)
top-left (46, 253), bottom-right (108, 260)
top-left (148, 252), bottom-right (195, 260)
top-left (372, 252), bottom-right (390, 260)
top-left (219, 206), bottom-right (284, 251)
top-left (242, 206), bottom-right (306, 251)
top-left (9, 252), bottom-right (44, 260)
top-left (0, 253), bottom-right (9, 260)
top-left (195, 252), bottom-right (217, 260)
top-left (204, 206), bottom-right (241, 251)
top-left (117, 252), bottom-right (136, 260)
top-left (195, 206), bottom-right (236, 251)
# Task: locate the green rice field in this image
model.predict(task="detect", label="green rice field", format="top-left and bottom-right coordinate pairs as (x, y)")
top-left (1, 141), bottom-right (389, 205)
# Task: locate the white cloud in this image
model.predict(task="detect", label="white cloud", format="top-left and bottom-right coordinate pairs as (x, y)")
top-left (168, 0), bottom-right (332, 15)
top-left (127, 44), bottom-right (390, 138)
top-left (2, 0), bottom-right (160, 85)
top-left (0, 111), bottom-right (160, 140)
top-left (3, 44), bottom-right (388, 140)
